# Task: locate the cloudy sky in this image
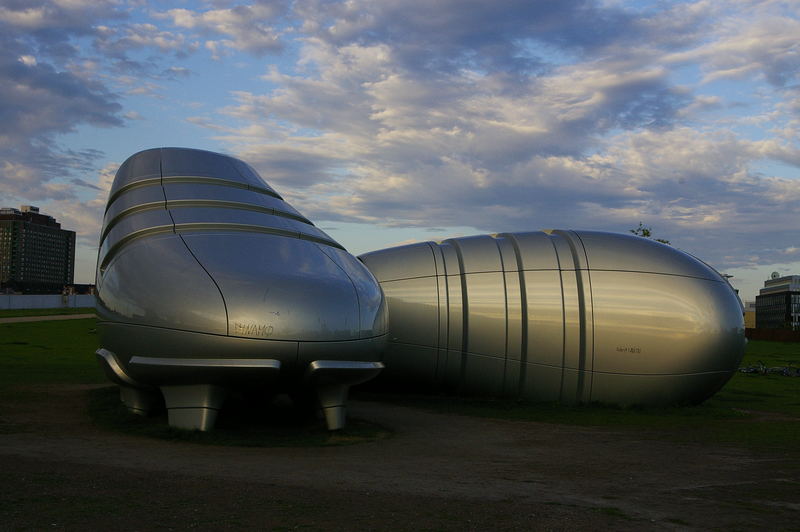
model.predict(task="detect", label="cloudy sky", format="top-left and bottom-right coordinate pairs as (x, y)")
top-left (1, 0), bottom-right (798, 301)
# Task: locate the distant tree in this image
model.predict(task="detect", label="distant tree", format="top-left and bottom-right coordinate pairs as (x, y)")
top-left (630, 222), bottom-right (671, 245)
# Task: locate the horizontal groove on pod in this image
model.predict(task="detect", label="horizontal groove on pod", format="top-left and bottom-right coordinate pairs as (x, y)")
top-left (160, 176), bottom-right (281, 200)
top-left (99, 224), bottom-right (175, 273)
top-left (104, 177), bottom-right (163, 211)
top-left (100, 201), bottom-right (169, 244)
top-left (165, 200), bottom-right (311, 225)
top-left (105, 175), bottom-right (283, 213)
top-left (99, 222), bottom-right (344, 274)
top-left (173, 222), bottom-right (343, 250)
top-left (100, 199), bottom-right (314, 245)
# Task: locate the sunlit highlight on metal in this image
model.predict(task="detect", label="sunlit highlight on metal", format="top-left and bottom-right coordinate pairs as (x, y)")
top-left (358, 231), bottom-right (746, 405)
top-left (95, 147), bottom-right (387, 431)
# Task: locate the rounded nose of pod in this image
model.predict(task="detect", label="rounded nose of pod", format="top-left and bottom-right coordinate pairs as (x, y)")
top-left (570, 230), bottom-right (745, 405)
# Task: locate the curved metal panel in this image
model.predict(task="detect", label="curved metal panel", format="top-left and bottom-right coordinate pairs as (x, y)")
top-left (129, 356), bottom-right (281, 385)
top-left (98, 208), bottom-right (175, 268)
top-left (446, 235), bottom-right (503, 273)
top-left (316, 245), bottom-right (388, 338)
top-left (229, 157), bottom-right (280, 194)
top-left (521, 363), bottom-right (563, 402)
top-left (591, 371), bottom-right (735, 406)
top-left (575, 230), bottom-right (721, 280)
top-left (169, 206), bottom-right (294, 231)
top-left (524, 270), bottom-right (564, 368)
top-left (161, 147), bottom-right (248, 184)
top-left (359, 242), bottom-right (438, 282)
top-left (109, 148), bottom-right (161, 196)
top-left (494, 235), bottom-right (519, 272)
top-left (498, 231), bottom-right (559, 270)
top-left (298, 337), bottom-right (388, 367)
top-left (280, 217), bottom-right (337, 245)
top-left (95, 348), bottom-right (146, 388)
top-left (378, 343), bottom-right (439, 387)
top-left (98, 322), bottom-right (300, 367)
top-left (502, 270), bottom-right (523, 395)
top-left (179, 232), bottom-right (361, 341)
top-left (445, 272), bottom-right (465, 354)
top-left (103, 184), bottom-right (166, 231)
top-left (162, 182), bottom-right (305, 220)
top-left (97, 233), bottom-right (227, 335)
top-left (465, 272), bottom-right (506, 357)
top-left (590, 271), bottom-right (745, 375)
top-left (439, 241), bottom-right (462, 276)
top-left (548, 230), bottom-right (589, 270)
top-left (462, 352), bottom-right (505, 396)
top-left (379, 276), bottom-right (439, 346)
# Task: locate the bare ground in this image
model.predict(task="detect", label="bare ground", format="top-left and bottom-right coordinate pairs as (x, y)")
top-left (1, 384), bottom-right (798, 531)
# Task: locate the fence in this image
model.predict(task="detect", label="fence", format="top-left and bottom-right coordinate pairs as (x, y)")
top-left (0, 294), bottom-right (96, 310)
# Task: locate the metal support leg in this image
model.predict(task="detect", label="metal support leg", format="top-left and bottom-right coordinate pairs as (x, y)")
top-left (119, 386), bottom-right (160, 415)
top-left (95, 348), bottom-right (159, 415)
top-left (316, 383), bottom-right (350, 431)
top-left (160, 384), bottom-right (227, 431)
top-left (306, 361), bottom-right (384, 431)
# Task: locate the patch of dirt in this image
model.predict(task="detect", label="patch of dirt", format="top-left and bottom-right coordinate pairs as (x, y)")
top-left (1, 384), bottom-right (798, 530)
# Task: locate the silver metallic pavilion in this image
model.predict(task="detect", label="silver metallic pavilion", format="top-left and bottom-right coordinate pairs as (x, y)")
top-left (95, 147), bottom-right (387, 431)
top-left (96, 148), bottom-right (746, 432)
top-left (359, 231), bottom-right (746, 405)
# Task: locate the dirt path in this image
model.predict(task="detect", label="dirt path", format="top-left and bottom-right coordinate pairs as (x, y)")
top-left (1, 385), bottom-right (797, 530)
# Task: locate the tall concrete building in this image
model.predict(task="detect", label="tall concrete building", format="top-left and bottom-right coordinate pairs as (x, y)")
top-left (0, 205), bottom-right (76, 293)
top-left (755, 274), bottom-right (800, 330)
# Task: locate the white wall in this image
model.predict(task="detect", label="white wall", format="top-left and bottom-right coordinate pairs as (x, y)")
top-left (0, 294), bottom-right (96, 309)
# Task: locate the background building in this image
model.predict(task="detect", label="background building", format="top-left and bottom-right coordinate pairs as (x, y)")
top-left (0, 205), bottom-right (76, 294)
top-left (755, 274), bottom-right (800, 330)
top-left (743, 300), bottom-right (756, 329)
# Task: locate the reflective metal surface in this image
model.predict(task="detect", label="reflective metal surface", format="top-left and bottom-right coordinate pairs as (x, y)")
top-left (359, 230), bottom-right (745, 406)
top-left (96, 148), bottom-right (387, 430)
top-left (305, 361), bottom-right (385, 430)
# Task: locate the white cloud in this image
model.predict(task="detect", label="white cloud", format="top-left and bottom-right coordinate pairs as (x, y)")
top-left (159, 4), bottom-right (285, 56)
top-left (95, 22), bottom-right (200, 54)
top-left (17, 55), bottom-right (37, 66)
top-left (0, 0), bottom-right (120, 32)
top-left (664, 11), bottom-right (800, 88)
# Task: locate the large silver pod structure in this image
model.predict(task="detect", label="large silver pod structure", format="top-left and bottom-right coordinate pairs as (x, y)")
top-left (95, 148), bottom-right (387, 431)
top-left (359, 231), bottom-right (745, 405)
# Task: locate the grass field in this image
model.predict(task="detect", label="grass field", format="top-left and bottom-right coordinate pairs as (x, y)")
top-left (0, 318), bottom-right (797, 449)
top-left (0, 318), bottom-right (103, 393)
top-left (0, 307), bottom-right (96, 318)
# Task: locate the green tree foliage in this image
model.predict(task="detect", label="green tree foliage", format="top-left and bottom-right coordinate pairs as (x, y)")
top-left (630, 222), bottom-right (671, 245)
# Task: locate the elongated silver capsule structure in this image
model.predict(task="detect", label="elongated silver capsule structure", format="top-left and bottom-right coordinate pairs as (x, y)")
top-left (95, 148), bottom-right (387, 431)
top-left (359, 231), bottom-right (745, 405)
